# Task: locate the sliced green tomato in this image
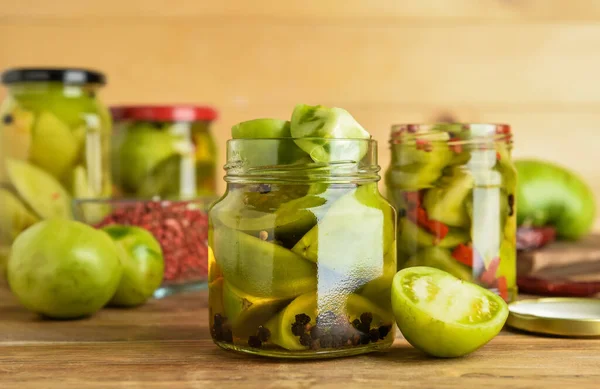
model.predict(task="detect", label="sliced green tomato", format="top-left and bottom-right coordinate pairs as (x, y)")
top-left (291, 184), bottom-right (395, 287)
top-left (0, 108), bottom-right (34, 182)
top-left (0, 189), bottom-right (39, 242)
top-left (6, 159), bottom-right (73, 219)
top-left (404, 247), bottom-right (472, 281)
top-left (358, 245), bottom-right (397, 311)
top-left (290, 104), bottom-right (370, 163)
top-left (392, 266), bottom-right (508, 358)
top-left (385, 164), bottom-right (444, 191)
top-left (230, 119), bottom-right (310, 166)
top-left (216, 193), bottom-right (326, 248)
top-left (232, 118), bottom-right (291, 139)
top-left (266, 292), bottom-right (394, 351)
top-left (422, 168), bottom-right (473, 228)
top-left (223, 281), bottom-right (290, 338)
top-left (398, 218), bottom-right (469, 254)
top-left (211, 227), bottom-right (317, 299)
top-left (29, 111), bottom-right (80, 180)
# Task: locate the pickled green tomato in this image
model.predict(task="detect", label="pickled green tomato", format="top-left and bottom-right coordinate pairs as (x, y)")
top-left (392, 267), bottom-right (508, 358)
top-left (111, 122), bottom-right (180, 195)
top-left (230, 118), bottom-right (310, 166)
top-left (7, 220), bottom-right (122, 319)
top-left (103, 225), bottom-right (165, 307)
top-left (290, 104), bottom-right (370, 163)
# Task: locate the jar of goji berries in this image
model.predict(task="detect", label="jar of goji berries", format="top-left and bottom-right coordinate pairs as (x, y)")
top-left (209, 138), bottom-right (396, 358)
top-left (385, 123), bottom-right (517, 302)
top-left (74, 197), bottom-right (215, 297)
top-left (110, 105), bottom-right (218, 199)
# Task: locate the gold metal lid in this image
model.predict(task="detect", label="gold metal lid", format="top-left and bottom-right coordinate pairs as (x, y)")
top-left (507, 298), bottom-right (600, 337)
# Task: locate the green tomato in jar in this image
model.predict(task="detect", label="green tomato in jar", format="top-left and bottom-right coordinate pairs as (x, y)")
top-left (103, 225), bottom-right (165, 307)
top-left (111, 122), bottom-right (180, 194)
top-left (7, 220), bottom-right (122, 319)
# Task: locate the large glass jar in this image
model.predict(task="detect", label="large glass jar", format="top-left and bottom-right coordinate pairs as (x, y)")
top-left (385, 123), bottom-right (517, 302)
top-left (0, 68), bottom-right (112, 278)
top-left (110, 105), bottom-right (218, 199)
top-left (208, 138), bottom-right (396, 358)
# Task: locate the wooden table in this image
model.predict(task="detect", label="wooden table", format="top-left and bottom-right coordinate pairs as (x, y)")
top-left (1, 288), bottom-right (599, 389)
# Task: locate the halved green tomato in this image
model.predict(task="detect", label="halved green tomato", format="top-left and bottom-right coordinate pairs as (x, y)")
top-left (392, 266), bottom-right (508, 358)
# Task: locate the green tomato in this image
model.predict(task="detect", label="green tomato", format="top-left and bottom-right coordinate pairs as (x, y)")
top-left (103, 225), bottom-right (165, 307)
top-left (7, 220), bottom-right (122, 319)
top-left (392, 266), bottom-right (508, 358)
top-left (111, 123), bottom-right (179, 194)
top-left (515, 159), bottom-right (596, 240)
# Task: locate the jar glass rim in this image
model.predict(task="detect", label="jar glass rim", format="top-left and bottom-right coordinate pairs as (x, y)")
top-left (390, 123), bottom-right (512, 145)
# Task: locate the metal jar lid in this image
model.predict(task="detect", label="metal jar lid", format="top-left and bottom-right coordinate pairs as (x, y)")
top-left (507, 298), bottom-right (600, 337)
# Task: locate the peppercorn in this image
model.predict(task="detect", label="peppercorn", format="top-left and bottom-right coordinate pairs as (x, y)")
top-left (360, 312), bottom-right (373, 326)
top-left (248, 335), bottom-right (262, 348)
top-left (295, 313), bottom-right (311, 325)
top-left (2, 114), bottom-right (13, 125)
top-left (360, 334), bottom-right (371, 345)
top-left (257, 326), bottom-right (271, 342)
top-left (351, 334), bottom-right (361, 346)
top-left (222, 328), bottom-right (233, 343)
top-left (398, 208), bottom-right (407, 218)
top-left (291, 322), bottom-right (306, 336)
top-left (378, 325), bottom-right (391, 339)
top-left (352, 319), bottom-right (361, 329)
top-left (508, 194), bottom-right (515, 217)
top-left (369, 329), bottom-right (380, 343)
top-left (299, 333), bottom-right (312, 347)
top-left (214, 314), bottom-right (224, 327)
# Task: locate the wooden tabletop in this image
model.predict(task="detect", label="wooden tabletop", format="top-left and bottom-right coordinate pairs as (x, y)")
top-left (1, 287), bottom-right (600, 389)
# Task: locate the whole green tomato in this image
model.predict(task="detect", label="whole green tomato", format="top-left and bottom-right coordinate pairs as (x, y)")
top-left (7, 220), bottom-right (122, 319)
top-left (103, 225), bottom-right (165, 307)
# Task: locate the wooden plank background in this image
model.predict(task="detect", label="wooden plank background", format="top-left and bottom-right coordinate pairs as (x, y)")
top-left (1, 0), bottom-right (600, 225)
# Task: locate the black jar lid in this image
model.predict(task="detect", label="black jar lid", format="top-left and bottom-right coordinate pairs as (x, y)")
top-left (1, 67), bottom-right (107, 85)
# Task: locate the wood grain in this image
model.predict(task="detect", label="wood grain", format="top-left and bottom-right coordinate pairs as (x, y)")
top-left (1, 1), bottom-right (600, 211)
top-left (1, 288), bottom-right (600, 389)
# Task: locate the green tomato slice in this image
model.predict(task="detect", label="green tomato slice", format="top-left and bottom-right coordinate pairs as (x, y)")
top-left (392, 266), bottom-right (508, 358)
top-left (290, 104), bottom-right (370, 163)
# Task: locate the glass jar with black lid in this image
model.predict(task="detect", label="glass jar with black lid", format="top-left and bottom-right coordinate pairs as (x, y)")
top-left (0, 67), bottom-right (112, 277)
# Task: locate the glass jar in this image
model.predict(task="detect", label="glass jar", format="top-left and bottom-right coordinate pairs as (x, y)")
top-left (385, 123), bottom-right (517, 302)
top-left (208, 138), bottom-right (397, 358)
top-left (73, 196), bottom-right (215, 298)
top-left (110, 105), bottom-right (218, 199)
top-left (0, 68), bottom-right (112, 276)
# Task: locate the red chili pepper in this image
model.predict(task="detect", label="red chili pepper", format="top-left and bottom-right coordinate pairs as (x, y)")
top-left (496, 276), bottom-right (509, 301)
top-left (449, 137), bottom-right (463, 154)
top-left (480, 257), bottom-right (500, 285)
top-left (452, 244), bottom-right (473, 267)
top-left (496, 152), bottom-right (501, 161)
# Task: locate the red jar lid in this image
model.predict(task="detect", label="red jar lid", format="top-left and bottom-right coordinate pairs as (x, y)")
top-left (110, 105), bottom-right (218, 122)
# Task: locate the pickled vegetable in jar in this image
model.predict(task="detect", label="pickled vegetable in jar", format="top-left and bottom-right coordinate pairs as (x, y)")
top-left (209, 106), bottom-right (397, 359)
top-left (110, 105), bottom-right (218, 199)
top-left (0, 68), bottom-right (112, 272)
top-left (385, 123), bottom-right (516, 302)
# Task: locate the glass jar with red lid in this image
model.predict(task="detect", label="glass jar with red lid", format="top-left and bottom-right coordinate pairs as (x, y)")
top-left (110, 105), bottom-right (218, 199)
